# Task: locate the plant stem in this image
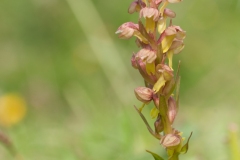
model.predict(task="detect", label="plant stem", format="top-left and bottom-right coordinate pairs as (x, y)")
top-left (159, 95), bottom-right (172, 134)
top-left (169, 153), bottom-right (179, 160)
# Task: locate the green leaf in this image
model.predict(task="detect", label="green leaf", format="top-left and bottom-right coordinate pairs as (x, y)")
top-left (146, 150), bottom-right (165, 160)
top-left (133, 106), bottom-right (161, 140)
top-left (180, 132), bottom-right (193, 154)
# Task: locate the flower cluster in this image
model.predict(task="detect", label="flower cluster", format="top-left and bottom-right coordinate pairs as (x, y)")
top-left (116, 0), bottom-right (191, 159)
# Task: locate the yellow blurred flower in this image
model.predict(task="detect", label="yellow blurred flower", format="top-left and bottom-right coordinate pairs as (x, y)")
top-left (0, 94), bottom-right (27, 127)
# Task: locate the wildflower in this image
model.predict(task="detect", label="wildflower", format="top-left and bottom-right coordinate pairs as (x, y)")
top-left (128, 0), bottom-right (146, 14)
top-left (167, 39), bottom-right (184, 69)
top-left (116, 22), bottom-right (148, 43)
top-left (135, 58), bottom-right (157, 85)
top-left (116, 0), bottom-right (190, 159)
top-left (153, 64), bottom-right (173, 93)
top-left (140, 7), bottom-right (159, 33)
top-left (136, 48), bottom-right (157, 74)
top-left (158, 26), bottom-right (185, 54)
top-left (158, 8), bottom-right (176, 34)
top-left (0, 94), bottom-right (27, 127)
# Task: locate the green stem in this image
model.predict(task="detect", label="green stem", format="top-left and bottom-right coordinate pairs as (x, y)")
top-left (158, 95), bottom-right (172, 134)
top-left (169, 153), bottom-right (179, 160)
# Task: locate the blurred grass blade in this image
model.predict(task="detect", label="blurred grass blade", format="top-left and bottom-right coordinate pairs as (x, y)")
top-left (66, 0), bottom-right (135, 105)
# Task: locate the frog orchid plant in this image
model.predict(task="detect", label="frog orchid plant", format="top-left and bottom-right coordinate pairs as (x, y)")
top-left (116, 0), bottom-right (192, 159)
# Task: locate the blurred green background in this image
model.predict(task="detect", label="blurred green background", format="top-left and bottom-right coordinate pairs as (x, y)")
top-left (0, 0), bottom-right (240, 159)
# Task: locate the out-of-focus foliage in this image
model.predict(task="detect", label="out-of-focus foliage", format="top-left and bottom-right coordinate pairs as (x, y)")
top-left (0, 0), bottom-right (240, 159)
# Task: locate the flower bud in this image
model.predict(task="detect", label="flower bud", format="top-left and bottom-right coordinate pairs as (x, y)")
top-left (168, 97), bottom-right (177, 124)
top-left (160, 134), bottom-right (181, 149)
top-left (154, 115), bottom-right (163, 133)
top-left (128, 0), bottom-right (145, 14)
top-left (164, 8), bottom-right (176, 18)
top-left (134, 87), bottom-right (153, 104)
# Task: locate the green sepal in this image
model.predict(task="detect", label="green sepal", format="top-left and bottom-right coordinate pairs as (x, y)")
top-left (146, 150), bottom-right (165, 160)
top-left (180, 132), bottom-right (193, 154)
